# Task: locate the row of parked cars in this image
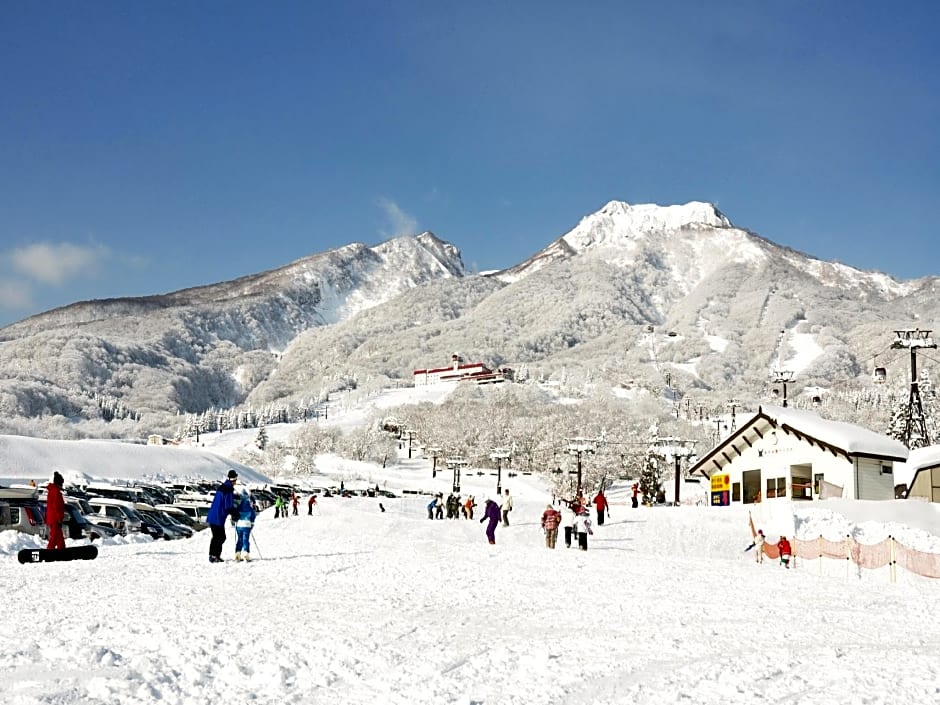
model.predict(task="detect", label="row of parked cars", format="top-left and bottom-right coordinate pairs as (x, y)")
top-left (0, 482), bottom-right (210, 543)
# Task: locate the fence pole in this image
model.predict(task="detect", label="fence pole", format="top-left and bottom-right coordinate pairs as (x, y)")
top-left (889, 535), bottom-right (896, 584)
top-left (846, 534), bottom-right (851, 580)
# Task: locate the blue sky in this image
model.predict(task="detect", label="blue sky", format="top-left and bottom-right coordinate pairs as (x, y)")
top-left (1, 1), bottom-right (938, 327)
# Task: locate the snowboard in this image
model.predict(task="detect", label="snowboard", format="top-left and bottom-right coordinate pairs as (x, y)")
top-left (18, 545), bottom-right (98, 564)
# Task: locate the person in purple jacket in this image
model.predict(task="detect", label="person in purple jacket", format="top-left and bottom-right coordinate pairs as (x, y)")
top-left (479, 496), bottom-right (501, 545)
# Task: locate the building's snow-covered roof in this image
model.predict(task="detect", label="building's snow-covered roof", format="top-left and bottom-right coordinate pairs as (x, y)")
top-left (895, 444), bottom-right (940, 487)
top-left (758, 405), bottom-right (909, 461)
top-left (692, 404), bottom-right (909, 476)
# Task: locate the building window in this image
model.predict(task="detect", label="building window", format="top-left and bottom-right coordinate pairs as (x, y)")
top-left (881, 465), bottom-right (893, 475)
top-left (732, 482), bottom-right (741, 502)
top-left (766, 477), bottom-right (786, 499)
top-left (813, 473), bottom-right (824, 494)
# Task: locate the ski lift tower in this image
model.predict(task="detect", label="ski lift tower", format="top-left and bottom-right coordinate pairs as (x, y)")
top-left (446, 455), bottom-right (469, 494)
top-left (653, 437), bottom-right (697, 506)
top-left (771, 370), bottom-right (795, 408)
top-left (565, 437), bottom-right (597, 496)
top-left (892, 329), bottom-right (937, 448)
top-left (489, 448), bottom-right (512, 495)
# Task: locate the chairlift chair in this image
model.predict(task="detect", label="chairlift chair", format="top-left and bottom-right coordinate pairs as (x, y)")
top-left (873, 367), bottom-right (887, 384)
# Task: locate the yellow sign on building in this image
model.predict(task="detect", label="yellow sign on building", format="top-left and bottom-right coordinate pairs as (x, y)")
top-left (710, 473), bottom-right (730, 492)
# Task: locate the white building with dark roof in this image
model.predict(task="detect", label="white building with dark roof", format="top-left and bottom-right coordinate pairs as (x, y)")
top-left (690, 405), bottom-right (909, 506)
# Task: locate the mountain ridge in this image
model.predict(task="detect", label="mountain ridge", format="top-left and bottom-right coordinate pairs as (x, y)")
top-left (0, 199), bottom-right (935, 438)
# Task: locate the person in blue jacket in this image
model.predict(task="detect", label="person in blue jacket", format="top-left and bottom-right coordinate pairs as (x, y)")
top-left (234, 489), bottom-right (257, 561)
top-left (207, 470), bottom-right (239, 563)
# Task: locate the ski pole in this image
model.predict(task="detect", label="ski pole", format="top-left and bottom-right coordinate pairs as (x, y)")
top-left (250, 531), bottom-right (262, 559)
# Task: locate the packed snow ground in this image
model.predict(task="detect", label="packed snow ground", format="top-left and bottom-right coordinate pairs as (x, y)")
top-left (2, 384), bottom-right (940, 705)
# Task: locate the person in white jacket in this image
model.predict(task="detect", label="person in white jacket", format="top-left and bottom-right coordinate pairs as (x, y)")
top-left (754, 529), bottom-right (765, 564)
top-left (500, 489), bottom-right (513, 527)
top-left (572, 510), bottom-right (593, 551)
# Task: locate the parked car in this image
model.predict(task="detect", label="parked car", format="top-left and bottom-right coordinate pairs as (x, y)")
top-left (172, 502), bottom-right (210, 527)
top-left (63, 500), bottom-right (121, 541)
top-left (87, 497), bottom-right (151, 538)
top-left (0, 487), bottom-right (47, 538)
top-left (134, 504), bottom-right (188, 540)
top-left (156, 504), bottom-right (207, 532)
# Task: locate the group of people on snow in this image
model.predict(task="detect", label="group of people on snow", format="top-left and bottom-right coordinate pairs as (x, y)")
top-left (426, 492), bottom-right (480, 520)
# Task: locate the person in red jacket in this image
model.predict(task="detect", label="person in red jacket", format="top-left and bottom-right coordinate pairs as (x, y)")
top-left (592, 490), bottom-right (609, 526)
top-left (45, 471), bottom-right (67, 550)
top-left (541, 504), bottom-right (562, 549)
top-left (778, 536), bottom-right (793, 569)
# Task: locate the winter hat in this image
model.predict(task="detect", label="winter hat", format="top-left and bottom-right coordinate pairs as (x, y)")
top-left (52, 471), bottom-right (64, 487)
top-left (227, 470), bottom-right (238, 480)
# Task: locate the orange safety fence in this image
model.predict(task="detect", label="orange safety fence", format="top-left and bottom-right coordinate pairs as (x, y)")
top-left (748, 513), bottom-right (940, 581)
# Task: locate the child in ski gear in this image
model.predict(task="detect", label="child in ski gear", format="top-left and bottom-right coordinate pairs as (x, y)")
top-left (778, 536), bottom-right (792, 568)
top-left (481, 497), bottom-right (501, 544)
top-left (45, 471), bottom-right (66, 550)
top-left (207, 470), bottom-right (238, 563)
top-left (574, 510), bottom-right (594, 550)
top-left (541, 504), bottom-right (562, 549)
top-left (464, 496), bottom-right (476, 520)
top-left (234, 488), bottom-right (257, 561)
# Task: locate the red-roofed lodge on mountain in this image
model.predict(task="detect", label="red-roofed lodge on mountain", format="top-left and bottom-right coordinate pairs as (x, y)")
top-left (413, 354), bottom-right (513, 387)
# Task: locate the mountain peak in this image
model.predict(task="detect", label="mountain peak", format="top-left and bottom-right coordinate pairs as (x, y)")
top-left (595, 200), bottom-right (731, 229)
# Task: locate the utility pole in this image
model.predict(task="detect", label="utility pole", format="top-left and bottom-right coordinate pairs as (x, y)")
top-left (892, 329), bottom-right (937, 448)
top-left (489, 448), bottom-right (512, 495)
top-left (727, 400), bottom-right (739, 432)
top-left (771, 370), bottom-right (795, 408)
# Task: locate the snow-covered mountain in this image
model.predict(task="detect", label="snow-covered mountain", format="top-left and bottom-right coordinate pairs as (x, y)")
top-left (0, 200), bottom-right (936, 438)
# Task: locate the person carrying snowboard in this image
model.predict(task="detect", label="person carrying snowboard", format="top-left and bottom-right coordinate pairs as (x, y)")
top-left (234, 488), bottom-right (257, 561)
top-left (45, 471), bottom-right (67, 550)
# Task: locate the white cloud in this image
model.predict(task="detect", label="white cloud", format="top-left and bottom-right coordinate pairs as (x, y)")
top-left (9, 242), bottom-right (110, 286)
top-left (0, 278), bottom-right (34, 310)
top-left (376, 198), bottom-right (419, 238)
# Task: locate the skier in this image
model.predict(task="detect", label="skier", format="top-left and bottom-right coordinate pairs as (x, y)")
top-left (308, 494), bottom-right (316, 515)
top-left (207, 470), bottom-right (238, 563)
top-left (464, 495), bottom-right (476, 520)
top-left (631, 483), bottom-right (639, 509)
top-left (500, 489), bottom-right (513, 526)
top-left (291, 492), bottom-right (299, 516)
top-left (427, 495), bottom-right (437, 520)
top-left (754, 529), bottom-right (765, 564)
top-left (480, 496), bottom-right (501, 544)
top-left (541, 503), bottom-right (562, 549)
top-left (573, 509), bottom-right (593, 550)
top-left (778, 535), bottom-right (793, 569)
top-left (45, 471), bottom-right (67, 551)
top-left (592, 489), bottom-right (609, 526)
top-left (234, 488), bottom-right (257, 561)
